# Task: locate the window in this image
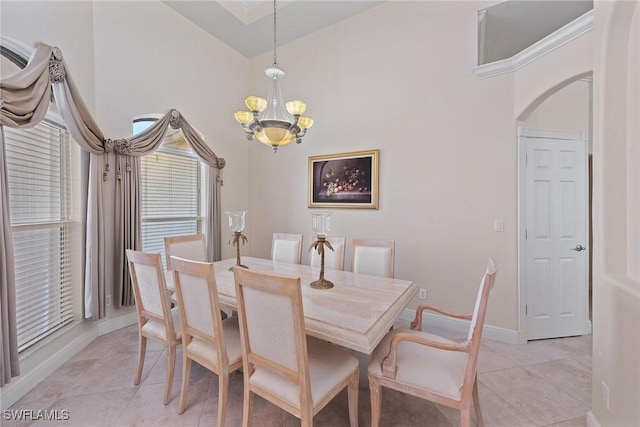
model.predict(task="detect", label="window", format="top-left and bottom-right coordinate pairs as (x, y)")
top-left (140, 131), bottom-right (205, 268)
top-left (5, 119), bottom-right (81, 352)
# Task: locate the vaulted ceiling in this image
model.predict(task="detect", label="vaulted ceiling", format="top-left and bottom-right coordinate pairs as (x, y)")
top-left (162, 0), bottom-right (385, 58)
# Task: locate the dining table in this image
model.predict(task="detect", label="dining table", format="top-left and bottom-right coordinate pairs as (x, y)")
top-left (166, 256), bottom-right (417, 354)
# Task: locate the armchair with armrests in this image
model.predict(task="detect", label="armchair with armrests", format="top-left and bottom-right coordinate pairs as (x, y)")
top-left (368, 259), bottom-right (497, 427)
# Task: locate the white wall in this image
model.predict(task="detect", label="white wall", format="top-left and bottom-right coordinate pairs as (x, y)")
top-left (246, 1), bottom-right (520, 331)
top-left (626, 4), bottom-right (640, 283)
top-left (591, 1), bottom-right (640, 425)
top-left (513, 29), bottom-right (593, 122)
top-left (0, 1), bottom-right (95, 108)
top-left (523, 79), bottom-right (590, 140)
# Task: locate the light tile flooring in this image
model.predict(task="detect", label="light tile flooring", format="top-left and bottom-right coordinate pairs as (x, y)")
top-left (6, 321), bottom-right (591, 426)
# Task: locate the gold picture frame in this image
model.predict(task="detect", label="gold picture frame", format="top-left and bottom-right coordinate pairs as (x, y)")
top-left (308, 149), bottom-right (379, 209)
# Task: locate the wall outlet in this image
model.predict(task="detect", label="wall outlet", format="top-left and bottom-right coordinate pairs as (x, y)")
top-left (494, 219), bottom-right (504, 232)
top-left (419, 289), bottom-right (427, 300)
top-left (601, 381), bottom-right (610, 411)
top-left (106, 294), bottom-right (112, 306)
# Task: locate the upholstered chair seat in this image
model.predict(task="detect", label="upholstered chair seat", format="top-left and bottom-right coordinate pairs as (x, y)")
top-left (183, 317), bottom-right (242, 369)
top-left (369, 327), bottom-right (468, 400)
top-left (141, 308), bottom-right (182, 341)
top-left (249, 336), bottom-right (359, 407)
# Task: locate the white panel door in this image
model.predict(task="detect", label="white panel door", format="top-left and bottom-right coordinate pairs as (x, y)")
top-left (521, 129), bottom-right (589, 340)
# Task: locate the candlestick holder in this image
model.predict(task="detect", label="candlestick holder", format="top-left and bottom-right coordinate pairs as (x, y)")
top-left (226, 211), bottom-right (248, 271)
top-left (309, 212), bottom-right (334, 289)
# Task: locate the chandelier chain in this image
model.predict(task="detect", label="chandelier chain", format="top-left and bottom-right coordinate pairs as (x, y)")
top-left (273, 0), bottom-right (278, 66)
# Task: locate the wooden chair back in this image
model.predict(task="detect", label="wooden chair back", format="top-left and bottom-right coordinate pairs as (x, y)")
top-left (271, 233), bottom-right (303, 264)
top-left (171, 256), bottom-right (243, 419)
top-left (351, 238), bottom-right (395, 278)
top-left (164, 234), bottom-right (207, 270)
top-left (171, 256), bottom-right (226, 361)
top-left (461, 258), bottom-right (497, 396)
top-left (126, 249), bottom-right (181, 405)
top-left (310, 236), bottom-right (346, 270)
top-left (127, 249), bottom-right (176, 336)
top-left (233, 267), bottom-right (312, 406)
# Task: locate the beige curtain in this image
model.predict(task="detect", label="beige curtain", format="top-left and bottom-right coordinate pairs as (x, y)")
top-left (0, 43), bottom-right (55, 387)
top-left (106, 110), bottom-right (225, 306)
top-left (0, 128), bottom-right (20, 386)
top-left (0, 41), bottom-right (225, 383)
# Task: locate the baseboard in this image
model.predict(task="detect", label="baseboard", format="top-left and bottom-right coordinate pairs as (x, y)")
top-left (97, 311), bottom-right (137, 336)
top-left (0, 327), bottom-right (97, 410)
top-left (584, 319), bottom-right (592, 335)
top-left (587, 411), bottom-right (601, 427)
top-left (399, 308), bottom-right (523, 344)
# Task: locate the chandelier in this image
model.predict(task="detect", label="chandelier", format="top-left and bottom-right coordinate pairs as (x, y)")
top-left (234, 0), bottom-right (314, 153)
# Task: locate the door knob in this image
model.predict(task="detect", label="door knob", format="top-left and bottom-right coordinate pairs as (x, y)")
top-left (571, 245), bottom-right (586, 252)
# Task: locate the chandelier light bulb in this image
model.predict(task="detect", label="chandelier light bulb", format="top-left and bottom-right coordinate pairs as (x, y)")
top-left (297, 116), bottom-right (314, 130)
top-left (285, 100), bottom-right (307, 116)
top-left (244, 96), bottom-right (267, 112)
top-left (234, 111), bottom-right (254, 124)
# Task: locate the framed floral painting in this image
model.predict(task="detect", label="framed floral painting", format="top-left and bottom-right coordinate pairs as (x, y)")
top-left (308, 149), bottom-right (379, 209)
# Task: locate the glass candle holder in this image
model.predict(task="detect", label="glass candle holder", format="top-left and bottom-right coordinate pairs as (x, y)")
top-left (226, 211), bottom-right (248, 270)
top-left (226, 211), bottom-right (246, 233)
top-left (311, 211), bottom-right (332, 237)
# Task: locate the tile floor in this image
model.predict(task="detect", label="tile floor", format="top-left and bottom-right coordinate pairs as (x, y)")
top-left (6, 321), bottom-right (591, 426)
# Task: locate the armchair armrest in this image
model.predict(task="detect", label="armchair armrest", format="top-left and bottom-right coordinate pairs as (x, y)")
top-left (381, 332), bottom-right (471, 378)
top-left (410, 303), bottom-right (472, 331)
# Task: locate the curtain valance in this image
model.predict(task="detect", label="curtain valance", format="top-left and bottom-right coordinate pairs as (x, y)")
top-left (1, 43), bottom-right (225, 171)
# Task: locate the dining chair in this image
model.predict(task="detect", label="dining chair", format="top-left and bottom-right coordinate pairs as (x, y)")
top-left (126, 249), bottom-right (182, 405)
top-left (271, 233), bottom-right (303, 264)
top-left (351, 238), bottom-right (395, 278)
top-left (233, 267), bottom-right (359, 427)
top-left (367, 259), bottom-right (498, 427)
top-left (164, 234), bottom-right (207, 270)
top-left (309, 235), bottom-right (346, 271)
top-left (165, 233), bottom-right (230, 319)
top-left (170, 256), bottom-right (243, 422)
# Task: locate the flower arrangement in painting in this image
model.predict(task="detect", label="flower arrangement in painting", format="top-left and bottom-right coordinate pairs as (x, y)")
top-left (322, 163), bottom-right (369, 196)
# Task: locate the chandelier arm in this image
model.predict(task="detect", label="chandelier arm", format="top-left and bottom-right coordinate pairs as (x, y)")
top-left (288, 124), bottom-right (301, 135)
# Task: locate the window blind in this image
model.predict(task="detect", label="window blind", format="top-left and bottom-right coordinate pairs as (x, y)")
top-left (141, 149), bottom-right (203, 267)
top-left (5, 121), bottom-right (79, 351)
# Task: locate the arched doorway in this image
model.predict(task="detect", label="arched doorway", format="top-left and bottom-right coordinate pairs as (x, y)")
top-left (517, 76), bottom-right (593, 341)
